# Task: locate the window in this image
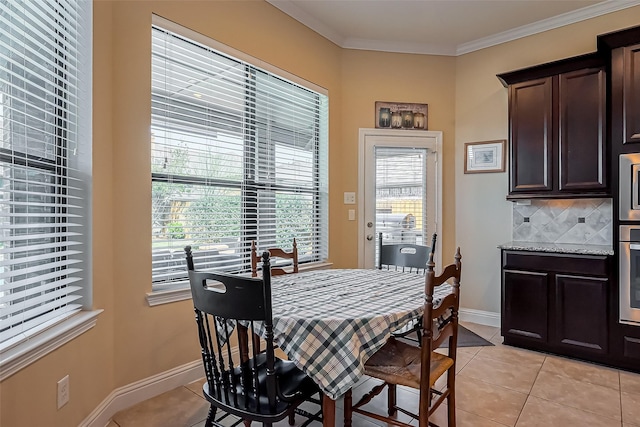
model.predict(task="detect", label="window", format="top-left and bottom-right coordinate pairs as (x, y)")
top-left (0, 0), bottom-right (92, 358)
top-left (151, 17), bottom-right (328, 292)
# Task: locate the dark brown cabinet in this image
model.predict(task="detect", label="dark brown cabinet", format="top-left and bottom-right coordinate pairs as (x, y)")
top-left (599, 27), bottom-right (640, 147)
top-left (502, 250), bottom-right (611, 361)
top-left (498, 55), bottom-right (608, 199)
top-left (508, 78), bottom-right (553, 194)
top-left (502, 269), bottom-right (548, 342)
top-left (613, 43), bottom-right (640, 145)
top-left (597, 25), bottom-right (640, 372)
top-left (554, 274), bottom-right (608, 354)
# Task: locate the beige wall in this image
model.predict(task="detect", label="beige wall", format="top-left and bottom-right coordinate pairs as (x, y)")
top-left (2, 1), bottom-right (640, 425)
top-left (339, 50), bottom-right (457, 262)
top-left (454, 7), bottom-right (640, 314)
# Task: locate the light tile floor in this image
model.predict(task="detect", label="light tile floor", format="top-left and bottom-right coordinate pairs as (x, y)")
top-left (109, 322), bottom-right (640, 427)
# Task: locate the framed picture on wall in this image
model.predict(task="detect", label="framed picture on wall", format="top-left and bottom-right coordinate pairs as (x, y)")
top-left (464, 140), bottom-right (506, 173)
top-left (375, 101), bottom-right (428, 130)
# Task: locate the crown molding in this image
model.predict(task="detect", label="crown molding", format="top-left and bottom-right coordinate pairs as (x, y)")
top-left (456, 0), bottom-right (640, 55)
top-left (341, 37), bottom-right (457, 56)
top-left (267, 0), bottom-right (640, 56)
top-left (266, 0), bottom-right (345, 47)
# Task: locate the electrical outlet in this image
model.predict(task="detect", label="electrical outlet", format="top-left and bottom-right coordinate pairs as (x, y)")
top-left (57, 375), bottom-right (69, 409)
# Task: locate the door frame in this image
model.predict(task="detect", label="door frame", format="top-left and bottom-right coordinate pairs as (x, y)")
top-left (357, 128), bottom-right (443, 269)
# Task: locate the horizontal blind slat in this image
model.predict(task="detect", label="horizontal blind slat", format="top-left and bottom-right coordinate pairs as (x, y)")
top-left (1, 249), bottom-right (82, 267)
top-left (0, 232), bottom-right (82, 243)
top-left (0, 269), bottom-right (83, 293)
top-left (1, 285), bottom-right (82, 317)
top-left (0, 304), bottom-right (82, 344)
top-left (0, 257), bottom-right (83, 280)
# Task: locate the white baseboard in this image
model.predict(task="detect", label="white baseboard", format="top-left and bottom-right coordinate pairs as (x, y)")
top-left (459, 308), bottom-right (501, 328)
top-left (78, 311), bottom-right (499, 427)
top-left (79, 360), bottom-right (204, 427)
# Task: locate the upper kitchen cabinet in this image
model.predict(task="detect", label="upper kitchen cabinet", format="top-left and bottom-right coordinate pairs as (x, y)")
top-left (599, 26), bottom-right (640, 149)
top-left (497, 53), bottom-right (608, 200)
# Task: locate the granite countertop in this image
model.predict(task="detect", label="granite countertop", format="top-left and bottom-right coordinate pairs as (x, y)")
top-left (498, 241), bottom-right (614, 256)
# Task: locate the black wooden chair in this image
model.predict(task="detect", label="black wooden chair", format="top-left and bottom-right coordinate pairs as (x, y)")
top-left (381, 232), bottom-right (437, 344)
top-left (378, 232), bottom-right (435, 274)
top-left (185, 246), bottom-right (322, 427)
top-left (251, 238), bottom-right (298, 277)
top-left (344, 248), bottom-right (462, 427)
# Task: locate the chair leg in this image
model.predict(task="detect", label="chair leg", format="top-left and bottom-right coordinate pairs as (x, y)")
top-left (387, 383), bottom-right (397, 416)
top-left (288, 411), bottom-right (295, 425)
top-left (343, 389), bottom-right (352, 427)
top-left (204, 405), bottom-right (216, 427)
top-left (447, 369), bottom-right (456, 427)
top-left (319, 391), bottom-right (324, 414)
top-left (243, 420), bottom-right (252, 427)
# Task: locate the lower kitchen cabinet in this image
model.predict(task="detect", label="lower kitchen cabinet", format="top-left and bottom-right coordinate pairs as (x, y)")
top-left (554, 274), bottom-right (608, 354)
top-left (503, 269), bottom-right (548, 343)
top-left (502, 250), bottom-right (611, 362)
top-left (613, 323), bottom-right (640, 367)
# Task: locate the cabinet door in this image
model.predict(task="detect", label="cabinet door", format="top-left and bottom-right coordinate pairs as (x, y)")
top-left (613, 43), bottom-right (640, 144)
top-left (509, 78), bottom-right (553, 194)
top-left (558, 68), bottom-right (606, 191)
top-left (616, 323), bottom-right (640, 363)
top-left (502, 269), bottom-right (548, 342)
top-left (553, 274), bottom-right (608, 354)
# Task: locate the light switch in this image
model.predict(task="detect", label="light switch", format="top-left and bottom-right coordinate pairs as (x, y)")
top-left (344, 192), bottom-right (356, 204)
top-left (348, 209), bottom-right (356, 221)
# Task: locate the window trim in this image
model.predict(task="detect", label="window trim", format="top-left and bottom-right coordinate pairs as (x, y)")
top-left (0, 310), bottom-right (102, 381)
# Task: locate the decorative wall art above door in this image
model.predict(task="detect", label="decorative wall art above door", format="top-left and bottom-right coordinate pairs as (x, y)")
top-left (375, 101), bottom-right (428, 130)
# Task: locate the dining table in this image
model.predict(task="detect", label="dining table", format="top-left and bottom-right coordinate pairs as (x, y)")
top-left (254, 268), bottom-right (454, 427)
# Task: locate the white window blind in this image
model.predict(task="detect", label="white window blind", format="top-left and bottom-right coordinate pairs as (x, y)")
top-left (0, 0), bottom-right (91, 350)
top-left (375, 147), bottom-right (431, 251)
top-left (151, 21), bottom-right (328, 291)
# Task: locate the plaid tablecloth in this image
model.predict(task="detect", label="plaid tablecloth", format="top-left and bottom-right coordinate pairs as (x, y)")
top-left (257, 269), bottom-right (453, 400)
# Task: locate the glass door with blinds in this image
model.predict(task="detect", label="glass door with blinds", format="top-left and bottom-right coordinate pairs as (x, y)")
top-left (359, 130), bottom-right (441, 270)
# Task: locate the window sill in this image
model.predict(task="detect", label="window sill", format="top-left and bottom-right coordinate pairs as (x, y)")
top-left (0, 309), bottom-right (103, 381)
top-left (146, 261), bottom-right (334, 307)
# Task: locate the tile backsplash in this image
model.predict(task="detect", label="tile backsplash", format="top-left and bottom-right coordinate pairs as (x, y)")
top-left (512, 198), bottom-right (612, 245)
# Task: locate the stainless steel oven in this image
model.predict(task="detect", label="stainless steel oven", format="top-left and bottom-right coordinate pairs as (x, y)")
top-left (619, 225), bottom-right (640, 325)
top-left (619, 153), bottom-right (640, 220)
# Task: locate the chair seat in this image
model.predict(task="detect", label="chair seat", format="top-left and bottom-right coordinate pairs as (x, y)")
top-left (364, 337), bottom-right (453, 389)
top-left (204, 354), bottom-right (319, 418)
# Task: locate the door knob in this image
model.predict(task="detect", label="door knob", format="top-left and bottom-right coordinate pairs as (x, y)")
top-left (366, 234), bottom-right (373, 241)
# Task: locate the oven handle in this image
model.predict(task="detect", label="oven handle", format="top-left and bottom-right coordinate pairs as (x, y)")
top-left (634, 164), bottom-right (640, 210)
top-left (630, 243), bottom-right (640, 250)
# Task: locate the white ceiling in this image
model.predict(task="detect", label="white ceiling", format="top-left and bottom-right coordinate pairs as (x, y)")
top-left (266, 0), bottom-right (640, 55)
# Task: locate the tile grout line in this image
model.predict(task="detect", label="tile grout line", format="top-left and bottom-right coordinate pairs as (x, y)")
top-left (512, 354), bottom-right (547, 426)
top-left (618, 371), bottom-right (623, 427)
